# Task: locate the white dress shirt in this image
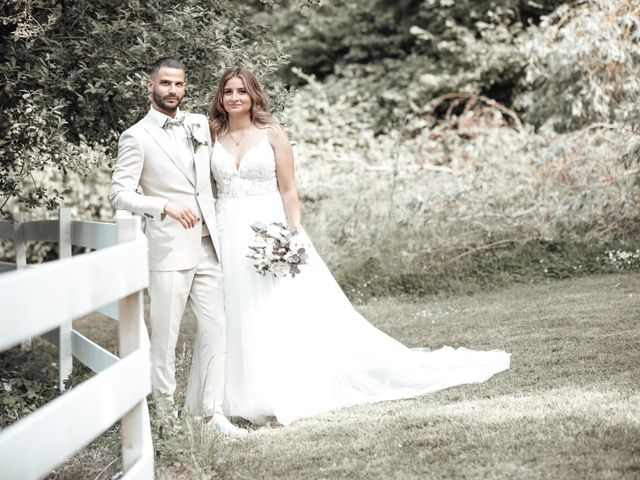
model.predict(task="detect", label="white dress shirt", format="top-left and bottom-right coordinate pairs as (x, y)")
top-left (148, 107), bottom-right (194, 172)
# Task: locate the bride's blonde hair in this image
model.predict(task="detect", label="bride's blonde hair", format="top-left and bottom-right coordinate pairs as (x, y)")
top-left (209, 67), bottom-right (273, 140)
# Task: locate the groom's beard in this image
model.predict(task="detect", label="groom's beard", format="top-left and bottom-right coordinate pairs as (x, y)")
top-left (152, 90), bottom-right (183, 113)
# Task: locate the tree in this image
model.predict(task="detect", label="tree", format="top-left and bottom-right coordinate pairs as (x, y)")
top-left (515, 0), bottom-right (640, 132)
top-left (267, 0), bottom-right (571, 132)
top-left (0, 0), bottom-right (288, 214)
top-left (274, 0), bottom-right (568, 81)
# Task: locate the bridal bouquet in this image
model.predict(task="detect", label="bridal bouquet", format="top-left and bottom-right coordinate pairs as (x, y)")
top-left (247, 222), bottom-right (308, 278)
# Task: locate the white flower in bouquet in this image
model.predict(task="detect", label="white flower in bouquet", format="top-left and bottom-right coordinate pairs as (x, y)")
top-left (250, 235), bottom-right (267, 249)
top-left (247, 221), bottom-right (309, 278)
top-left (271, 261), bottom-right (291, 278)
top-left (266, 223), bottom-right (285, 240)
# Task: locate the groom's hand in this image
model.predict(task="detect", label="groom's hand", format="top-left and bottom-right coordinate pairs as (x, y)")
top-left (163, 201), bottom-right (200, 229)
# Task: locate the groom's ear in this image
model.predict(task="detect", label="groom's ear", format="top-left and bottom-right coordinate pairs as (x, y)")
top-left (146, 78), bottom-right (154, 94)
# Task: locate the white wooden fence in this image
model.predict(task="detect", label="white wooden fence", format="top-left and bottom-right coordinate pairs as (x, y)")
top-left (0, 208), bottom-right (125, 388)
top-left (0, 209), bottom-right (154, 479)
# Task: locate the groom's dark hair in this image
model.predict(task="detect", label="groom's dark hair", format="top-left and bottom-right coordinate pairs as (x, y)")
top-left (149, 57), bottom-right (185, 78)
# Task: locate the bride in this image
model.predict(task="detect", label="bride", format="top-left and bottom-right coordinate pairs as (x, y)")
top-left (185, 67), bottom-right (510, 426)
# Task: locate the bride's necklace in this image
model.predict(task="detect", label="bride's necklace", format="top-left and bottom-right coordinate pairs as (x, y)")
top-left (228, 130), bottom-right (247, 147)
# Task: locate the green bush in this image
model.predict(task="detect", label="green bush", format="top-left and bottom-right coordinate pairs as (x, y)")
top-left (276, 0), bottom-right (567, 81)
top-left (515, 0), bottom-right (640, 131)
top-left (285, 67), bottom-right (640, 297)
top-left (0, 0), bottom-right (289, 215)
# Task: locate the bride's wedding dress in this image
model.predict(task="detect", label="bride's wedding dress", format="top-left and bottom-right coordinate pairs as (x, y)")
top-left (186, 132), bottom-right (509, 425)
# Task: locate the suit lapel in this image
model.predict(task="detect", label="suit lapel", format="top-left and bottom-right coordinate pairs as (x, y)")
top-left (141, 113), bottom-right (196, 186)
top-left (192, 139), bottom-right (208, 192)
top-left (185, 116), bottom-right (211, 192)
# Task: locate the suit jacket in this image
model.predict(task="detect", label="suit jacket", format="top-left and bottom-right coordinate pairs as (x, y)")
top-left (110, 109), bottom-right (222, 271)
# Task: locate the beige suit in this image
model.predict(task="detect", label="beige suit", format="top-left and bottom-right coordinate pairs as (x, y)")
top-left (110, 108), bottom-right (225, 417)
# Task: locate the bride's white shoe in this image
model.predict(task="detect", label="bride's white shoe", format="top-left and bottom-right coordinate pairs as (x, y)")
top-left (206, 414), bottom-right (248, 437)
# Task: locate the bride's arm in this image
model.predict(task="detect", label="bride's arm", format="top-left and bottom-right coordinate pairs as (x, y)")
top-left (269, 125), bottom-right (301, 230)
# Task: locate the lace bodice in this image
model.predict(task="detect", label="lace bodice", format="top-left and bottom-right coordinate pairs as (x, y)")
top-left (211, 135), bottom-right (279, 198)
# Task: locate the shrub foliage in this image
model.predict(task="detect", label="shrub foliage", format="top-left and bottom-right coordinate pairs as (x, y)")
top-left (280, 0), bottom-right (640, 295)
top-left (0, 0), bottom-right (288, 214)
top-left (0, 0), bottom-right (638, 293)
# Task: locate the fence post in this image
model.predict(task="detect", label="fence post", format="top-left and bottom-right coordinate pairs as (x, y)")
top-left (117, 213), bottom-right (153, 474)
top-left (57, 208), bottom-right (73, 391)
top-left (14, 212), bottom-right (31, 351)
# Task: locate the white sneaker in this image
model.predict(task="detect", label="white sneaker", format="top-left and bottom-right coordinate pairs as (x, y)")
top-left (206, 414), bottom-right (248, 437)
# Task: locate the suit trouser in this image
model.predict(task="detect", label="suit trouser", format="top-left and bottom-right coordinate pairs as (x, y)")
top-left (148, 237), bottom-right (225, 417)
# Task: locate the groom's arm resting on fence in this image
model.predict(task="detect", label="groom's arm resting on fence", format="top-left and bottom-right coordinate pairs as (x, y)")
top-left (110, 130), bottom-right (168, 221)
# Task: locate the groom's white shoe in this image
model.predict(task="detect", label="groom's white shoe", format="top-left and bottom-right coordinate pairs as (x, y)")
top-left (205, 414), bottom-right (248, 437)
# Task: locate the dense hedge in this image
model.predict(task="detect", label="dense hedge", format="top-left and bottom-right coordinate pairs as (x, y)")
top-left (0, 0), bottom-right (288, 213)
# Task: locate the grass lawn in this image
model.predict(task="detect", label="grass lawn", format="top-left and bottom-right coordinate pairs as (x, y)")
top-left (4, 273), bottom-right (639, 479)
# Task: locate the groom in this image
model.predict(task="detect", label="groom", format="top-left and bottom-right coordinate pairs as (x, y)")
top-left (110, 57), bottom-right (245, 436)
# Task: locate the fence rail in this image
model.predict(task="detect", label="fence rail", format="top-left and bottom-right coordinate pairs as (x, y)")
top-left (0, 237), bottom-right (146, 350)
top-left (0, 209), bottom-right (126, 382)
top-left (0, 209), bottom-right (154, 479)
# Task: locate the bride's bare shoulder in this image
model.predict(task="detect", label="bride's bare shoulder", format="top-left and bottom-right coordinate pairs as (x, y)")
top-left (265, 123), bottom-right (289, 143)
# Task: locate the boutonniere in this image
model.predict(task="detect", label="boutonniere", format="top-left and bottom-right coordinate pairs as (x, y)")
top-left (184, 120), bottom-right (209, 148)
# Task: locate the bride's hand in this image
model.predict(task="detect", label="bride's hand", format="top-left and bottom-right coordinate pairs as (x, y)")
top-left (289, 228), bottom-right (311, 263)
